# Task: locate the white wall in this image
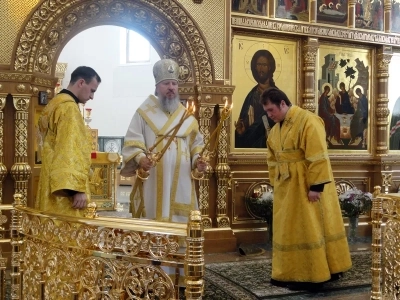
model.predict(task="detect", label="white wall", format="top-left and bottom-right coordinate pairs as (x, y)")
top-left (57, 25), bottom-right (160, 137)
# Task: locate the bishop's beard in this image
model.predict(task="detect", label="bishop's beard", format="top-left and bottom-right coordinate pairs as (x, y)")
top-left (159, 95), bottom-right (181, 113)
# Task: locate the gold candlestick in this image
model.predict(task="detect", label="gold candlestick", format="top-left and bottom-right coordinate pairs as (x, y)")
top-left (199, 100), bottom-right (232, 158)
top-left (192, 100), bottom-right (232, 180)
top-left (137, 101), bottom-right (196, 180)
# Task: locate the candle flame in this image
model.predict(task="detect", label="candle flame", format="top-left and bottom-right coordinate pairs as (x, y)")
top-left (224, 99), bottom-right (228, 109)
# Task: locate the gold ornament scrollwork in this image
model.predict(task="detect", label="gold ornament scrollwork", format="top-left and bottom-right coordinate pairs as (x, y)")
top-left (215, 100), bottom-right (231, 228)
top-left (381, 172), bottom-right (392, 194)
top-left (376, 48), bottom-right (392, 156)
top-left (0, 96), bottom-right (7, 206)
top-left (14, 0), bottom-right (213, 84)
top-left (11, 97), bottom-right (31, 207)
top-left (0, 94), bottom-right (7, 286)
top-left (302, 39), bottom-right (319, 113)
top-left (16, 209), bottom-right (204, 299)
top-left (198, 104), bottom-right (214, 228)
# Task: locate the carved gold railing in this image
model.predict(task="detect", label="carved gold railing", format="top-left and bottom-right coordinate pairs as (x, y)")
top-left (371, 191), bottom-right (400, 299)
top-left (9, 195), bottom-right (204, 300)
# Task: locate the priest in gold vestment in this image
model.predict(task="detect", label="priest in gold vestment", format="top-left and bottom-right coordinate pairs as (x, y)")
top-left (121, 59), bottom-right (206, 222)
top-left (261, 88), bottom-right (352, 291)
top-left (36, 66), bottom-right (101, 217)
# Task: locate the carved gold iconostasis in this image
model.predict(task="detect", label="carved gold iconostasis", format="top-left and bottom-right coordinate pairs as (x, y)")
top-left (388, 52), bottom-right (400, 151)
top-left (2, 1), bottom-right (400, 298)
top-left (3, 0), bottom-right (400, 256)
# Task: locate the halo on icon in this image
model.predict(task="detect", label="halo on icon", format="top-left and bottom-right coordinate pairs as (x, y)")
top-left (353, 85), bottom-right (364, 98)
top-left (321, 82), bottom-right (333, 95)
top-left (243, 42), bottom-right (282, 83)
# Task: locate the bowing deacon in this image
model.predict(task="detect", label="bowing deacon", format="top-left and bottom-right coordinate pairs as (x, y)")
top-left (262, 87), bottom-right (352, 292)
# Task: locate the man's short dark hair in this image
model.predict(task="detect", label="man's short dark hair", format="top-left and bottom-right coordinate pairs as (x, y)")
top-left (70, 66), bottom-right (101, 84)
top-left (251, 49), bottom-right (276, 83)
top-left (355, 88), bottom-right (362, 94)
top-left (260, 87), bottom-right (292, 106)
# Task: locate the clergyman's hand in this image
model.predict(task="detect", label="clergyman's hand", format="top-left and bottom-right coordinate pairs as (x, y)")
top-left (139, 156), bottom-right (153, 171)
top-left (308, 191), bottom-right (321, 202)
top-left (196, 158), bottom-right (208, 172)
top-left (72, 192), bottom-right (87, 209)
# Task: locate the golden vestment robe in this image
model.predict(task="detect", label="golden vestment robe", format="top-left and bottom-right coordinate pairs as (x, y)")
top-left (35, 93), bottom-right (92, 217)
top-left (267, 105), bottom-right (352, 283)
top-left (121, 95), bottom-right (204, 222)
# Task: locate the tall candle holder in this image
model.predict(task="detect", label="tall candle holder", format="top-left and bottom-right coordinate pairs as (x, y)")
top-left (191, 100), bottom-right (233, 180)
top-left (137, 101), bottom-right (196, 181)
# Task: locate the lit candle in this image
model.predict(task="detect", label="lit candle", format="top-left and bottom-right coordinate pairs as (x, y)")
top-left (199, 101), bottom-right (233, 157)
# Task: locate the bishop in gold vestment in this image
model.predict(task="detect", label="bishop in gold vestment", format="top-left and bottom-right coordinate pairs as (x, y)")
top-left (263, 88), bottom-right (352, 288)
top-left (35, 67), bottom-right (101, 217)
top-left (121, 59), bottom-right (205, 222)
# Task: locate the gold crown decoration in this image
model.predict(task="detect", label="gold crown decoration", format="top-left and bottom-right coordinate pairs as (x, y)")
top-left (153, 59), bottom-right (180, 85)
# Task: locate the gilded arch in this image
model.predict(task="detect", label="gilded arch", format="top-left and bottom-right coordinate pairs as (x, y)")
top-left (13, 0), bottom-right (214, 84)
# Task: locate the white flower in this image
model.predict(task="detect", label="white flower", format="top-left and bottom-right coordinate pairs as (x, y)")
top-left (261, 191), bottom-right (273, 201)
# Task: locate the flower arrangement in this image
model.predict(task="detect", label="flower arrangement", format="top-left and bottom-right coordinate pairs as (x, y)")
top-left (338, 188), bottom-right (372, 218)
top-left (246, 190), bottom-right (273, 221)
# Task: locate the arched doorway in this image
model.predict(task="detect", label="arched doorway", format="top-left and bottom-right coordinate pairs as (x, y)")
top-left (12, 0), bottom-right (214, 84)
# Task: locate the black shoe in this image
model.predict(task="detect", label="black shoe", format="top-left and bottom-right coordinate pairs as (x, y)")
top-left (286, 282), bottom-right (306, 291)
top-left (329, 272), bottom-right (343, 282)
top-left (306, 282), bottom-right (324, 292)
top-left (287, 282), bottom-right (324, 292)
top-left (270, 278), bottom-right (288, 288)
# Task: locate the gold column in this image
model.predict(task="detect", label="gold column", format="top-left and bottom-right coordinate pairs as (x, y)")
top-left (348, 0), bottom-right (356, 28)
top-left (0, 95), bottom-right (8, 300)
top-left (310, 0), bottom-right (317, 23)
top-left (381, 165), bottom-right (392, 194)
top-left (302, 38), bottom-right (319, 113)
top-left (216, 97), bottom-right (230, 228)
top-left (268, 0), bottom-right (275, 18)
top-left (0, 95), bottom-right (7, 203)
top-left (11, 194), bottom-right (24, 300)
top-left (375, 46), bottom-right (392, 157)
top-left (10, 96), bottom-right (32, 206)
top-left (370, 186), bottom-right (382, 300)
top-left (197, 96), bottom-right (214, 229)
top-left (384, 0), bottom-right (392, 33)
top-left (185, 211), bottom-right (204, 299)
